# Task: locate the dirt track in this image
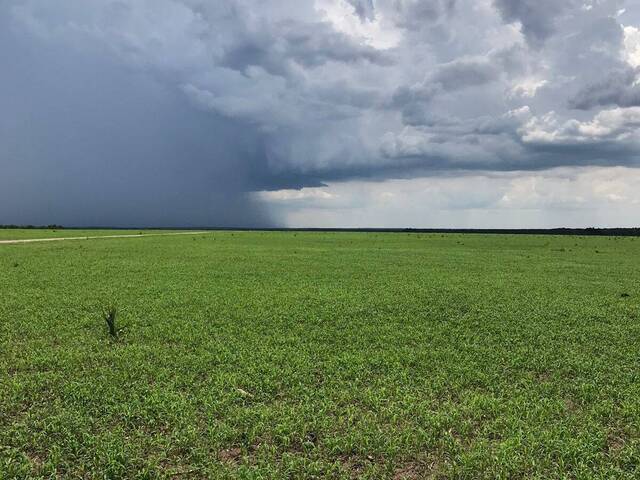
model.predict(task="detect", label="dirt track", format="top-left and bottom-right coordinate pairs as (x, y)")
top-left (0, 231), bottom-right (211, 245)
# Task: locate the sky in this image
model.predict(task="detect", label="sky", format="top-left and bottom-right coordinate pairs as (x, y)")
top-left (2, 0), bottom-right (640, 228)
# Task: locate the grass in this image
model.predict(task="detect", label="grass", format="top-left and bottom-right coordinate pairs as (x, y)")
top-left (1, 231), bottom-right (639, 478)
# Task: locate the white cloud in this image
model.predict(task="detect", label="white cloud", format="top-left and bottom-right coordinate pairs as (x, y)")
top-left (258, 188), bottom-right (337, 201)
top-left (508, 78), bottom-right (548, 98)
top-left (623, 25), bottom-right (640, 67)
top-left (258, 167), bottom-right (640, 228)
top-left (314, 0), bottom-right (402, 49)
top-left (520, 107), bottom-right (640, 144)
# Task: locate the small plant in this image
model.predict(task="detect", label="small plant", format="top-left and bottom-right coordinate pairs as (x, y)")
top-left (104, 306), bottom-right (118, 338)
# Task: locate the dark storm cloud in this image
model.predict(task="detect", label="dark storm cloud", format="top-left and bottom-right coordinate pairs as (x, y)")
top-left (1, 0), bottom-right (640, 226)
top-left (393, 56), bottom-right (501, 107)
top-left (493, 0), bottom-right (576, 46)
top-left (0, 15), bottom-right (273, 227)
top-left (346, 0), bottom-right (375, 21)
top-left (391, 49), bottom-right (524, 126)
top-left (390, 0), bottom-right (457, 29)
top-left (278, 21), bottom-right (393, 67)
top-left (570, 68), bottom-right (640, 109)
top-left (220, 18), bottom-right (392, 76)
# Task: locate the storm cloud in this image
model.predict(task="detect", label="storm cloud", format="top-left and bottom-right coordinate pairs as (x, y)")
top-left (570, 67), bottom-right (640, 110)
top-left (1, 0), bottom-right (640, 227)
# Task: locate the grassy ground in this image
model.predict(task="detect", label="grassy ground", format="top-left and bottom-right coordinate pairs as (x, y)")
top-left (1, 231), bottom-right (639, 479)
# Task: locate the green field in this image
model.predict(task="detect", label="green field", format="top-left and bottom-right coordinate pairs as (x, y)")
top-left (1, 231), bottom-right (639, 479)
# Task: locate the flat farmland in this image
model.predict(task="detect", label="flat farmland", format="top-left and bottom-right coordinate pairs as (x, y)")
top-left (1, 231), bottom-right (639, 479)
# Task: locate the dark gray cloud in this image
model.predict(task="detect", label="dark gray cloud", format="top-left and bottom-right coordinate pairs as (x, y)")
top-left (220, 18), bottom-right (392, 75)
top-left (1, 0), bottom-right (639, 227)
top-left (391, 48), bottom-right (526, 126)
top-left (347, 0), bottom-right (375, 21)
top-left (430, 57), bottom-right (500, 90)
top-left (493, 0), bottom-right (576, 46)
top-left (390, 0), bottom-right (457, 29)
top-left (570, 68), bottom-right (640, 109)
top-left (0, 13), bottom-right (272, 227)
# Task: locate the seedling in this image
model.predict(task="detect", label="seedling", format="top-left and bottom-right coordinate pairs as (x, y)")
top-left (104, 306), bottom-right (118, 338)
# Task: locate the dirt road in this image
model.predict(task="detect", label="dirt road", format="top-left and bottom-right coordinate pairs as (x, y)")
top-left (0, 231), bottom-right (212, 245)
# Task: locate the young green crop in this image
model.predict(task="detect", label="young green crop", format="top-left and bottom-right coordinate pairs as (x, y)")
top-left (1, 231), bottom-right (639, 478)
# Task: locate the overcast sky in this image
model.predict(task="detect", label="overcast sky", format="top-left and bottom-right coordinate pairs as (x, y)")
top-left (2, 0), bottom-right (640, 228)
